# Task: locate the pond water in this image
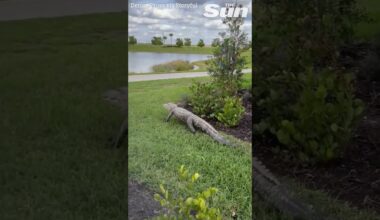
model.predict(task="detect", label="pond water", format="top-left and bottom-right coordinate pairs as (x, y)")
top-left (128, 52), bottom-right (211, 73)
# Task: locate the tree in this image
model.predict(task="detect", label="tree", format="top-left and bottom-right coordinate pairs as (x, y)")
top-left (151, 36), bottom-right (163, 45)
top-left (169, 33), bottom-right (173, 46)
top-left (184, 38), bottom-right (191, 46)
top-left (163, 36), bottom-right (167, 45)
top-left (197, 39), bottom-right (205, 47)
top-left (211, 38), bottom-right (220, 47)
top-left (176, 38), bottom-right (184, 47)
top-left (128, 36), bottom-right (137, 45)
top-left (207, 4), bottom-right (248, 93)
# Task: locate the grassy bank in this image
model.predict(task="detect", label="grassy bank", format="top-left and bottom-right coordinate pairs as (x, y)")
top-left (0, 13), bottom-right (128, 219)
top-left (128, 44), bottom-right (214, 54)
top-left (128, 75), bottom-right (252, 218)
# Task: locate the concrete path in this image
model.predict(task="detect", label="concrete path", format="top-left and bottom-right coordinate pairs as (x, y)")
top-left (0, 0), bottom-right (126, 21)
top-left (129, 69), bottom-right (252, 82)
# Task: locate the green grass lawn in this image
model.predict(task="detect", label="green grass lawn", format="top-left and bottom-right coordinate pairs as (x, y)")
top-left (128, 75), bottom-right (252, 219)
top-left (0, 13), bottom-right (128, 219)
top-left (356, 0), bottom-right (380, 38)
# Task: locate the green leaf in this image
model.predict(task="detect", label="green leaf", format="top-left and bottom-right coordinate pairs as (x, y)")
top-left (160, 184), bottom-right (166, 194)
top-left (330, 123), bottom-right (338, 132)
top-left (191, 173), bottom-right (200, 183)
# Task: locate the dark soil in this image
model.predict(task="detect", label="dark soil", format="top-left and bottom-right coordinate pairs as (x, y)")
top-left (253, 43), bottom-right (380, 213)
top-left (128, 180), bottom-right (162, 220)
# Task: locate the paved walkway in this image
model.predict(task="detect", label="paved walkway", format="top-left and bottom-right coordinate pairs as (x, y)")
top-left (129, 69), bottom-right (252, 82)
top-left (0, 0), bottom-right (126, 21)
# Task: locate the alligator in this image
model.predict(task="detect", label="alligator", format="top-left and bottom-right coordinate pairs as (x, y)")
top-left (163, 102), bottom-right (330, 220)
top-left (163, 103), bottom-right (231, 146)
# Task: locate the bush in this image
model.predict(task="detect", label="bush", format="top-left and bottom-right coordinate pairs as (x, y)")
top-left (189, 82), bottom-right (224, 118)
top-left (152, 60), bottom-right (193, 73)
top-left (154, 165), bottom-right (222, 220)
top-left (254, 68), bottom-right (364, 163)
top-left (216, 97), bottom-right (245, 127)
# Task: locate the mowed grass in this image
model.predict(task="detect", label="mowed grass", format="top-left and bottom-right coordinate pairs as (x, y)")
top-left (0, 13), bottom-right (128, 219)
top-left (128, 75), bottom-right (252, 218)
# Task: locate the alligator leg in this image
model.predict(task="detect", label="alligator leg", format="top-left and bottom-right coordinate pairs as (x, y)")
top-left (165, 111), bottom-right (174, 122)
top-left (113, 117), bottom-right (128, 148)
top-left (186, 117), bottom-right (196, 133)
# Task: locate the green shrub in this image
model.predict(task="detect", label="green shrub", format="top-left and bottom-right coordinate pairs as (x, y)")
top-left (216, 97), bottom-right (245, 127)
top-left (254, 68), bottom-right (364, 163)
top-left (154, 165), bottom-right (222, 220)
top-left (189, 82), bottom-right (224, 118)
top-left (254, 0), bottom-right (367, 74)
top-left (152, 60), bottom-right (193, 73)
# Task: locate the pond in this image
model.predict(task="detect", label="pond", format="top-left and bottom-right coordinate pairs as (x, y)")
top-left (128, 52), bottom-right (211, 73)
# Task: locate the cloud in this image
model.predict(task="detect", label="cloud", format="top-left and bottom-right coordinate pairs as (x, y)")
top-left (129, 15), bottom-right (160, 24)
top-left (147, 24), bottom-right (174, 31)
top-left (128, 1), bottom-right (252, 44)
top-left (204, 19), bottom-right (227, 30)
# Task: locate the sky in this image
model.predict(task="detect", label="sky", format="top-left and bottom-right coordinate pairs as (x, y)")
top-left (128, 0), bottom-right (252, 45)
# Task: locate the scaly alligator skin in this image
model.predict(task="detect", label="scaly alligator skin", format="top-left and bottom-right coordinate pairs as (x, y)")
top-left (163, 103), bottom-right (231, 146)
top-left (164, 102), bottom-right (330, 220)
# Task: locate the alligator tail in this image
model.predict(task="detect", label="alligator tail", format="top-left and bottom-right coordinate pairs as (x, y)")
top-left (209, 132), bottom-right (235, 147)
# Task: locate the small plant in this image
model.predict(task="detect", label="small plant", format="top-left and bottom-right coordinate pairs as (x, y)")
top-left (216, 97), bottom-right (245, 127)
top-left (154, 165), bottom-right (222, 220)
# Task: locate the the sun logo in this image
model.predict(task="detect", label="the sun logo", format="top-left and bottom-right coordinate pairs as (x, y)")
top-left (203, 4), bottom-right (248, 18)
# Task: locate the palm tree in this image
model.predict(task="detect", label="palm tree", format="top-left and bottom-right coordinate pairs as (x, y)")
top-left (169, 33), bottom-right (173, 46)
